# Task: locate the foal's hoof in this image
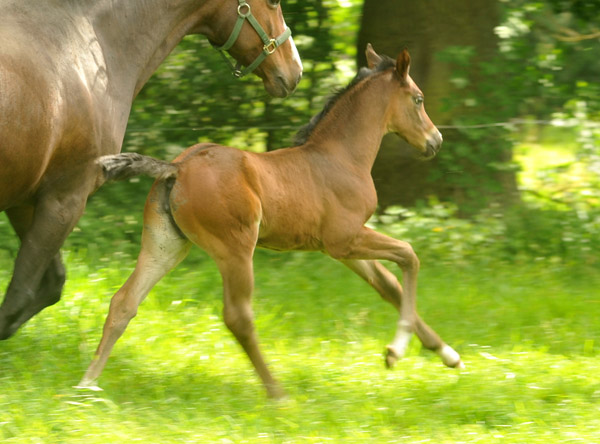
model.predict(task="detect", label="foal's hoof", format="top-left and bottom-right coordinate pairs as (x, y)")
top-left (452, 360), bottom-right (466, 370)
top-left (73, 384), bottom-right (104, 392)
top-left (438, 345), bottom-right (465, 369)
top-left (384, 346), bottom-right (400, 369)
top-left (266, 385), bottom-right (287, 401)
top-left (74, 378), bottom-right (103, 392)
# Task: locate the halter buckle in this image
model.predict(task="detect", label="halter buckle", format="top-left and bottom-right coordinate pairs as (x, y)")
top-left (264, 39), bottom-right (278, 55)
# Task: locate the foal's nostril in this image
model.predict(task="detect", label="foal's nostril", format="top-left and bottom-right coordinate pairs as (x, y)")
top-left (430, 130), bottom-right (443, 151)
top-left (425, 131), bottom-right (443, 158)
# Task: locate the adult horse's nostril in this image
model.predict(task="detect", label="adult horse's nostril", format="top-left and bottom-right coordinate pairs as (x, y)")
top-left (276, 74), bottom-right (299, 96)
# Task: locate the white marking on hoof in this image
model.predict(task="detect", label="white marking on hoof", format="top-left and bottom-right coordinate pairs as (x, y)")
top-left (74, 384), bottom-right (104, 392)
top-left (74, 379), bottom-right (103, 391)
top-left (438, 345), bottom-right (463, 368)
top-left (386, 321), bottom-right (413, 368)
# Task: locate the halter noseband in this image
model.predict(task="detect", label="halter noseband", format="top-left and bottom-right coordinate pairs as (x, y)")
top-left (214, 0), bottom-right (292, 78)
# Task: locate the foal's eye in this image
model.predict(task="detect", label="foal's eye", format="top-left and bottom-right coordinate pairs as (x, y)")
top-left (268, 0), bottom-right (281, 7)
top-left (414, 96), bottom-right (424, 106)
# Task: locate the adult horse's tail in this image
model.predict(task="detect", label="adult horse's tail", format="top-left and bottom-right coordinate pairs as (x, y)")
top-left (98, 153), bottom-right (178, 182)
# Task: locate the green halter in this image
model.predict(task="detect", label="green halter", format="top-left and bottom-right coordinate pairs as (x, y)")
top-left (214, 0), bottom-right (292, 78)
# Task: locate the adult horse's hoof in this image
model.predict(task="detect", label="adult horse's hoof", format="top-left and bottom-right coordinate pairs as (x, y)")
top-left (0, 317), bottom-right (18, 340)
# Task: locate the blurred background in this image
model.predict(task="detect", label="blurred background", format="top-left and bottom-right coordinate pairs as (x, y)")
top-left (84, 0), bottom-right (599, 267)
top-left (4, 0), bottom-right (597, 266)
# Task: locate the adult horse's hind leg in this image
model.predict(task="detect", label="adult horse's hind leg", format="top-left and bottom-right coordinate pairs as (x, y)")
top-left (4, 205), bottom-right (66, 318)
top-left (79, 182), bottom-right (191, 388)
top-left (0, 193), bottom-right (86, 339)
top-left (328, 227), bottom-right (463, 369)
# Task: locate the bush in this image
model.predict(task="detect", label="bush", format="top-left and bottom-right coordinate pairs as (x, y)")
top-left (371, 200), bottom-right (599, 267)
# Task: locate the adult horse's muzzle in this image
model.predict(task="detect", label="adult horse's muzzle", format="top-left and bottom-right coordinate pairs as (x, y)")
top-left (212, 0), bottom-right (302, 97)
top-left (261, 61), bottom-right (302, 98)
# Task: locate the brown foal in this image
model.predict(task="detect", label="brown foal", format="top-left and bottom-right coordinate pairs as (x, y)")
top-left (79, 45), bottom-right (463, 399)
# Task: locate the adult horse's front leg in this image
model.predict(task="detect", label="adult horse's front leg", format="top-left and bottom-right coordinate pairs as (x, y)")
top-left (0, 193), bottom-right (86, 339)
top-left (327, 227), bottom-right (463, 369)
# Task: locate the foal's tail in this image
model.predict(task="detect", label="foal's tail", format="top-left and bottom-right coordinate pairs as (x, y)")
top-left (98, 153), bottom-right (178, 182)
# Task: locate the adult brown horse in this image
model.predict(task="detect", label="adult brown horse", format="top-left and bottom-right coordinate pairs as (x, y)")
top-left (0, 0), bottom-right (302, 339)
top-left (80, 45), bottom-right (462, 399)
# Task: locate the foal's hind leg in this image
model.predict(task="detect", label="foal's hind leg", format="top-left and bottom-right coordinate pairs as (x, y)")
top-left (215, 252), bottom-right (285, 399)
top-left (79, 184), bottom-right (191, 388)
top-left (341, 259), bottom-right (463, 369)
top-left (328, 227), bottom-right (463, 369)
top-left (202, 238), bottom-right (285, 399)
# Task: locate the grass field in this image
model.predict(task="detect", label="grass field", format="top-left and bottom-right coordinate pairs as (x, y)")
top-left (1, 234), bottom-right (599, 443)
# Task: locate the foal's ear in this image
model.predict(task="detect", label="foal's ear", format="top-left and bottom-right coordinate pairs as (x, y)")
top-left (396, 49), bottom-right (411, 83)
top-left (365, 43), bottom-right (382, 69)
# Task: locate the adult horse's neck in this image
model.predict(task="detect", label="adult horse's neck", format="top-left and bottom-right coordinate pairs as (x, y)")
top-left (303, 72), bottom-right (393, 174)
top-left (86, 0), bottom-right (211, 99)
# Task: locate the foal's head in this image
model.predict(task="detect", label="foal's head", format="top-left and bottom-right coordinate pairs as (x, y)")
top-left (367, 45), bottom-right (443, 159)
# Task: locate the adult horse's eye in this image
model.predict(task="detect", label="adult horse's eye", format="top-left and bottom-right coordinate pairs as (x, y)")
top-left (414, 96), bottom-right (424, 106)
top-left (268, 0), bottom-right (281, 7)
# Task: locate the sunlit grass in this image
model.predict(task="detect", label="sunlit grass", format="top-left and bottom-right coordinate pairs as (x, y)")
top-left (1, 247), bottom-right (599, 443)
top-left (1, 130), bottom-right (598, 442)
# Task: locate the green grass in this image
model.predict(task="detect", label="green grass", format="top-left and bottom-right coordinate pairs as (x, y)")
top-left (1, 243), bottom-right (599, 443)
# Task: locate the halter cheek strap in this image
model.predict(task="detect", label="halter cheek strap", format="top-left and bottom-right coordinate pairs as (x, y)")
top-left (214, 0), bottom-right (292, 78)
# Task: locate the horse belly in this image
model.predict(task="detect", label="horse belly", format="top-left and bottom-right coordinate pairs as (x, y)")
top-left (256, 201), bottom-right (325, 252)
top-left (257, 230), bottom-right (323, 252)
top-left (0, 74), bottom-right (54, 208)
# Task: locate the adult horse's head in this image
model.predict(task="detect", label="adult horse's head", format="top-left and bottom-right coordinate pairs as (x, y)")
top-left (198, 0), bottom-right (302, 98)
top-left (366, 45), bottom-right (442, 159)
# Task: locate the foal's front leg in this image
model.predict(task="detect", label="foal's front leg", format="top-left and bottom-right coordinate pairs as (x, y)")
top-left (329, 227), bottom-right (463, 369)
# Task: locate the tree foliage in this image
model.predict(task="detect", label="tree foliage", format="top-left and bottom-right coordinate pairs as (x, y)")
top-left (124, 0), bottom-right (361, 158)
top-left (118, 0), bottom-right (598, 215)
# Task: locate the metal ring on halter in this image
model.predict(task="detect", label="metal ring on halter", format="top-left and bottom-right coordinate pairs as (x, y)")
top-left (237, 2), bottom-right (251, 18)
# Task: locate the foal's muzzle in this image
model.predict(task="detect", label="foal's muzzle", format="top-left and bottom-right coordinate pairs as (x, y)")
top-left (425, 129), bottom-right (443, 159)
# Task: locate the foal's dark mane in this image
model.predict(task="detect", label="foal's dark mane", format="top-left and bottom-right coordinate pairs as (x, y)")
top-left (292, 55), bottom-right (396, 146)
